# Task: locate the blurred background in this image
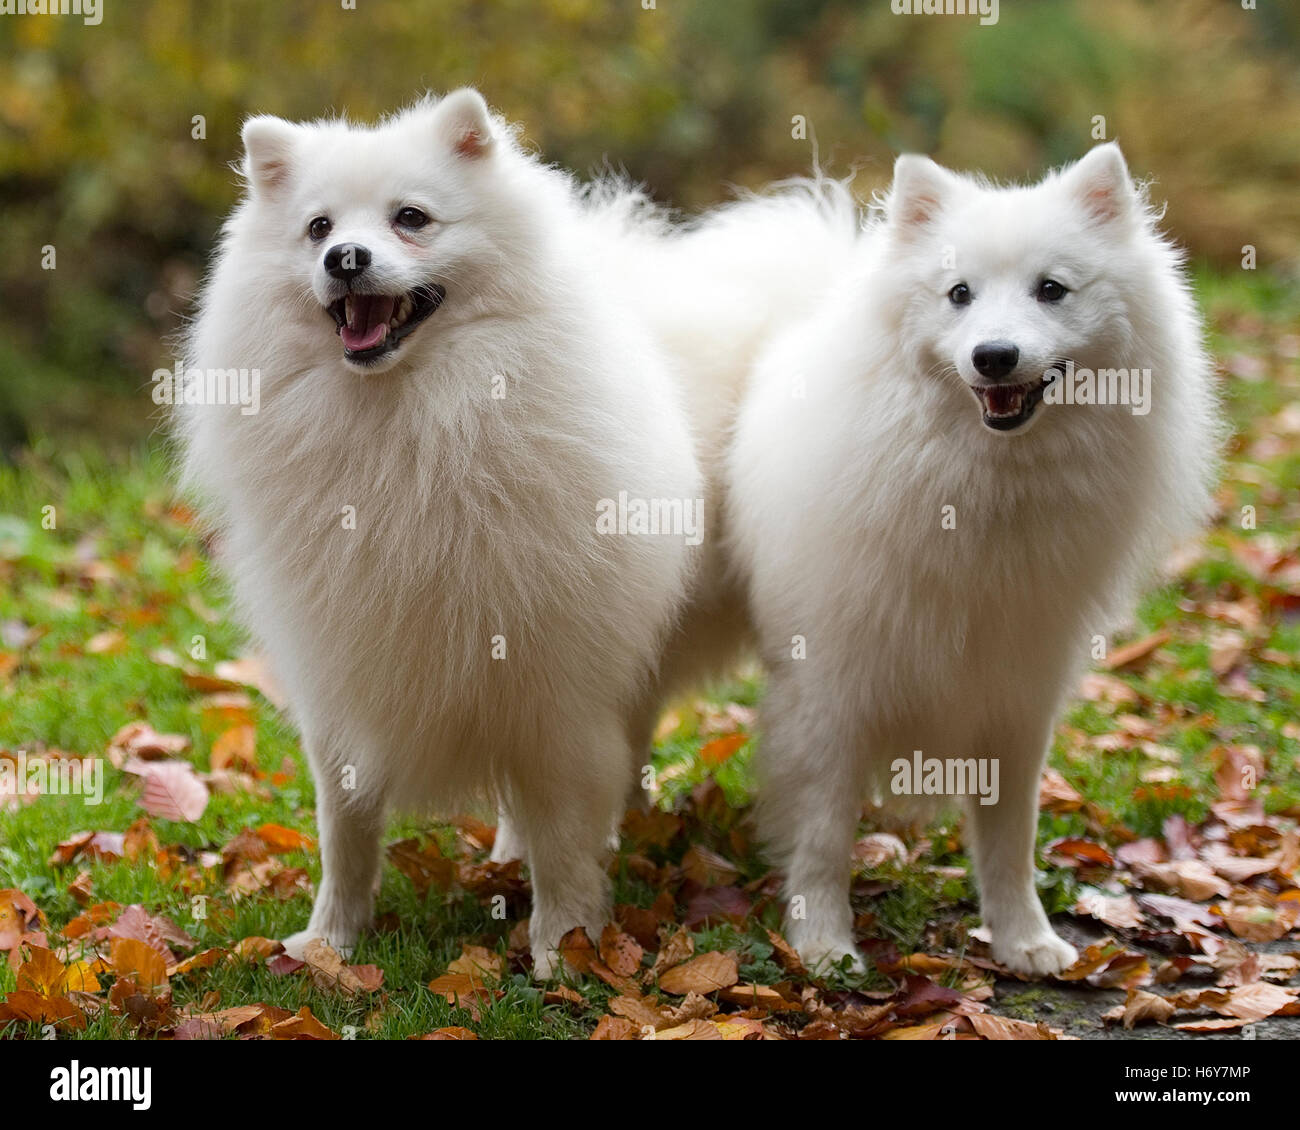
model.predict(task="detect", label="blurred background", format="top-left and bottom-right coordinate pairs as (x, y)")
top-left (2, 0), bottom-right (1299, 449)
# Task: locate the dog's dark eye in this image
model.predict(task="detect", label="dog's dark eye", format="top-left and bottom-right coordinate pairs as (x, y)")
top-left (395, 206), bottom-right (431, 230)
top-left (308, 216), bottom-right (332, 241)
top-left (1037, 278), bottom-right (1068, 303)
top-left (948, 283), bottom-right (972, 306)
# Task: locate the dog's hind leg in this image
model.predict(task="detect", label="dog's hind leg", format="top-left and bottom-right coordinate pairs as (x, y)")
top-left (513, 718), bottom-right (626, 979)
top-left (489, 799), bottom-right (528, 865)
top-left (755, 671), bottom-right (867, 975)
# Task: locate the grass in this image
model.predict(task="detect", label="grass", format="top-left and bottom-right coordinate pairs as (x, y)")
top-left (1, 268), bottom-right (1298, 1039)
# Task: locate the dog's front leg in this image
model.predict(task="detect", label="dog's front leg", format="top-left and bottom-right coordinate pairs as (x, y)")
top-left (283, 754), bottom-right (386, 959)
top-left (966, 724), bottom-right (1077, 977)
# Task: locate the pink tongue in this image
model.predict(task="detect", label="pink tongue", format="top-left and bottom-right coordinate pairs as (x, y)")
top-left (984, 385), bottom-right (1023, 413)
top-left (340, 294), bottom-right (397, 352)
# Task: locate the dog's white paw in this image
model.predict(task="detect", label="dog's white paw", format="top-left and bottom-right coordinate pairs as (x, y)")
top-left (281, 927), bottom-right (357, 961)
top-left (795, 936), bottom-right (866, 977)
top-left (530, 947), bottom-right (562, 981)
top-left (992, 930), bottom-right (1077, 978)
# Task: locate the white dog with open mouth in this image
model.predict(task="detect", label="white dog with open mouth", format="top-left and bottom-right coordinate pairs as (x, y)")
top-left (726, 144), bottom-right (1221, 975)
top-left (178, 90), bottom-right (704, 976)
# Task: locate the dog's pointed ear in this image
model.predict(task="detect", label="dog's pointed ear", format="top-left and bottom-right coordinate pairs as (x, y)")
top-left (1063, 142), bottom-right (1134, 224)
top-left (889, 154), bottom-right (957, 233)
top-left (434, 88), bottom-right (495, 160)
top-left (242, 116), bottom-right (299, 197)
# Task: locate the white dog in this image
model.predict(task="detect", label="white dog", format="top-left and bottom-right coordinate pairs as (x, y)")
top-left (178, 91), bottom-right (705, 976)
top-left (726, 144), bottom-right (1221, 975)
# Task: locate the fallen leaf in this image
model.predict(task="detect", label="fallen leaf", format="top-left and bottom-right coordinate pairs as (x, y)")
top-left (125, 760), bottom-right (208, 822)
top-left (657, 951), bottom-right (739, 996)
top-left (1104, 629), bottom-right (1171, 672)
top-left (699, 733), bottom-right (747, 767)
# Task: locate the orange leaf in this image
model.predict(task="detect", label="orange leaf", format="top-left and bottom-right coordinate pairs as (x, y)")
top-left (699, 733), bottom-right (747, 767)
top-left (657, 951), bottom-right (739, 995)
top-left (256, 822), bottom-right (313, 853)
top-left (110, 937), bottom-right (168, 990)
top-left (17, 946), bottom-right (66, 996)
top-left (210, 725), bottom-right (257, 772)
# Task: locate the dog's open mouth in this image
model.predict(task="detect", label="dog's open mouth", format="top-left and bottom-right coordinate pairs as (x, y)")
top-left (326, 285), bottom-right (445, 363)
top-left (970, 372), bottom-right (1056, 432)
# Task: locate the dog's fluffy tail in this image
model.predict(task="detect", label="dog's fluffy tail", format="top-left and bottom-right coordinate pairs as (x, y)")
top-left (588, 174), bottom-right (863, 428)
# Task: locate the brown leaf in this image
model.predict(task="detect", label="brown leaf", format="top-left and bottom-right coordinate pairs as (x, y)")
top-left (598, 926), bottom-right (643, 978)
top-left (699, 733), bottom-right (747, 767)
top-left (1131, 859), bottom-right (1230, 901)
top-left (1073, 890), bottom-right (1144, 930)
top-left (658, 951), bottom-right (739, 996)
top-left (683, 885), bottom-right (751, 928)
top-left (126, 760), bottom-right (208, 822)
top-left (1038, 769), bottom-right (1084, 814)
top-left (1215, 902), bottom-right (1296, 943)
top-left (271, 1005), bottom-right (338, 1040)
top-left (232, 936), bottom-right (284, 964)
top-left (1078, 672), bottom-right (1141, 706)
top-left (48, 830), bottom-right (123, 868)
top-left (968, 1013), bottom-right (1060, 1040)
top-left (256, 822), bottom-right (313, 854)
top-left (0, 988), bottom-right (86, 1030)
top-left (1046, 838), bottom-right (1115, 869)
top-left (651, 927), bottom-right (695, 977)
top-left (1172, 1017), bottom-right (1248, 1033)
top-left (557, 926), bottom-right (597, 974)
top-left (167, 948), bottom-right (228, 978)
top-left (418, 1026), bottom-right (479, 1040)
top-left (679, 845), bottom-right (742, 886)
top-left (105, 904), bottom-right (196, 964)
top-left (590, 1015), bottom-right (640, 1040)
top-left (447, 944), bottom-right (503, 982)
top-left (302, 939), bottom-right (381, 996)
top-left (110, 938), bottom-right (168, 990)
top-left (1113, 989), bottom-right (1177, 1029)
top-left (107, 722), bottom-right (190, 765)
top-left (1104, 629), bottom-right (1171, 672)
top-left (765, 929), bottom-right (807, 978)
top-left (214, 655), bottom-right (287, 709)
top-left (654, 1018), bottom-right (725, 1040)
top-left (717, 983), bottom-right (801, 1012)
top-left (0, 888), bottom-right (44, 950)
top-left (663, 990), bottom-right (719, 1023)
top-left (386, 837), bottom-right (454, 894)
top-left (427, 972), bottom-right (494, 1006)
top-left (609, 994), bottom-right (668, 1031)
top-left (210, 725), bottom-right (257, 772)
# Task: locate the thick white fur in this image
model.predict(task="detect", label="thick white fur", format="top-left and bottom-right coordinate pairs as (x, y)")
top-left (486, 179), bottom-right (864, 852)
top-left (180, 91), bottom-right (709, 976)
top-left (727, 144), bottom-right (1221, 976)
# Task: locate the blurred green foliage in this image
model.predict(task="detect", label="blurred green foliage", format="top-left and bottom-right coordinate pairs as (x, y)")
top-left (2, 0), bottom-right (1299, 442)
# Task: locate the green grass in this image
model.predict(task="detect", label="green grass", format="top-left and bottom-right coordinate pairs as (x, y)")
top-left (1, 269), bottom-right (1298, 1038)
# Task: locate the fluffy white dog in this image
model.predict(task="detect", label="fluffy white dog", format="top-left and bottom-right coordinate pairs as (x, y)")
top-left (179, 90), bottom-right (707, 976)
top-left (726, 144), bottom-right (1221, 975)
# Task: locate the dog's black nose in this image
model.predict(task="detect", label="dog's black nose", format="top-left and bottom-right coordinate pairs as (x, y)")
top-left (324, 243), bottom-right (371, 281)
top-left (972, 340), bottom-right (1020, 380)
